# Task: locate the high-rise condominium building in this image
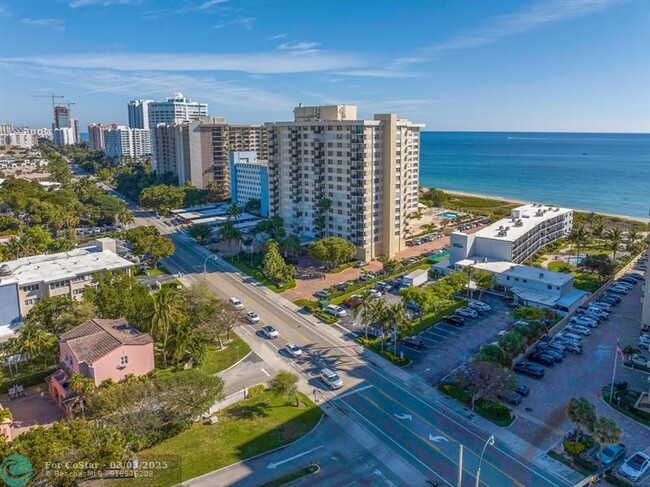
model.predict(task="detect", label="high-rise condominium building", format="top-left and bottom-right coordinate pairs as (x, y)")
top-left (128, 99), bottom-right (154, 130)
top-left (152, 124), bottom-right (177, 175)
top-left (88, 124), bottom-right (107, 151)
top-left (104, 125), bottom-right (151, 159)
top-left (229, 125), bottom-right (268, 160)
top-left (71, 119), bottom-right (81, 144)
top-left (146, 93), bottom-right (208, 174)
top-left (53, 127), bottom-right (75, 146)
top-left (266, 105), bottom-right (423, 260)
top-left (53, 106), bottom-right (70, 130)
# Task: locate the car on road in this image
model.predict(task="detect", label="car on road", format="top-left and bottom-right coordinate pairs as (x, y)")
top-left (229, 297), bottom-right (244, 309)
top-left (442, 315), bottom-right (465, 327)
top-left (499, 390), bottom-right (523, 405)
top-left (513, 361), bottom-right (545, 379)
top-left (468, 300), bottom-right (492, 313)
top-left (320, 368), bottom-right (343, 389)
top-left (262, 325), bottom-right (279, 339)
top-left (618, 451), bottom-right (650, 482)
top-left (455, 307), bottom-right (478, 319)
top-left (400, 337), bottom-right (425, 350)
top-left (314, 290), bottom-right (330, 299)
top-left (286, 343), bottom-right (303, 358)
top-left (246, 311), bottom-right (260, 323)
top-left (596, 444), bottom-right (626, 470)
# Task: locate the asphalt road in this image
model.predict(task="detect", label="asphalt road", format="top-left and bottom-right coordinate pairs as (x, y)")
top-left (135, 213), bottom-right (576, 487)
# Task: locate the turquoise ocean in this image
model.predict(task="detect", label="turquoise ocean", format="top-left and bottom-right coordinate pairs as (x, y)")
top-left (419, 132), bottom-right (650, 219)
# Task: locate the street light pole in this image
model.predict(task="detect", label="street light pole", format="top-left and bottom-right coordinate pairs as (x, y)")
top-left (203, 255), bottom-right (217, 282)
top-left (475, 435), bottom-right (495, 487)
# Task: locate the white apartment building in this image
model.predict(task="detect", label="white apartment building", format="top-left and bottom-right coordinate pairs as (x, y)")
top-left (450, 204), bottom-right (573, 266)
top-left (71, 119), bottom-right (81, 144)
top-left (87, 123), bottom-right (107, 151)
top-left (128, 99), bottom-right (154, 130)
top-left (266, 105), bottom-right (423, 259)
top-left (0, 238), bottom-right (133, 336)
top-left (230, 151), bottom-right (269, 217)
top-left (53, 127), bottom-right (75, 146)
top-left (0, 132), bottom-right (37, 148)
top-left (104, 125), bottom-right (151, 159)
top-left (642, 236), bottom-right (650, 329)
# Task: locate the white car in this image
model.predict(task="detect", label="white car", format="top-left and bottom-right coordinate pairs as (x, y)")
top-left (456, 307), bottom-right (478, 319)
top-left (368, 289), bottom-right (382, 299)
top-left (564, 324), bottom-right (590, 336)
top-left (286, 343), bottom-right (303, 358)
top-left (638, 335), bottom-right (650, 350)
top-left (468, 300), bottom-right (492, 313)
top-left (571, 316), bottom-right (598, 327)
top-left (325, 304), bottom-right (347, 318)
top-left (262, 325), bottom-right (279, 339)
top-left (246, 311), bottom-right (260, 324)
top-left (618, 451), bottom-right (650, 482)
top-left (608, 286), bottom-right (628, 294)
top-left (229, 297), bottom-right (244, 309)
top-left (629, 354), bottom-right (648, 368)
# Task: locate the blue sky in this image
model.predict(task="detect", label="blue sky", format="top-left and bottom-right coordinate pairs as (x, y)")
top-left (1, 0), bottom-right (648, 132)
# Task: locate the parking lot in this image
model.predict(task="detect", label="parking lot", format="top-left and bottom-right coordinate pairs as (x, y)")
top-left (509, 272), bottom-right (650, 460)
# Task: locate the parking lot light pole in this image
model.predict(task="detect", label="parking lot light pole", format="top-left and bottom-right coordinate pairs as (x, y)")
top-left (475, 435), bottom-right (495, 487)
top-left (203, 255), bottom-right (217, 282)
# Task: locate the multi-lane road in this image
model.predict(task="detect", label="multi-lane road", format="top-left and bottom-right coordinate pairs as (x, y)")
top-left (133, 211), bottom-right (577, 487)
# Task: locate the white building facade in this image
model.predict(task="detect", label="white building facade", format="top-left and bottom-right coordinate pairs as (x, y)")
top-left (128, 99), bottom-right (154, 130)
top-left (53, 127), bottom-right (75, 146)
top-left (0, 132), bottom-right (37, 148)
top-left (104, 125), bottom-right (151, 159)
top-left (266, 105), bottom-right (423, 259)
top-left (230, 151), bottom-right (269, 217)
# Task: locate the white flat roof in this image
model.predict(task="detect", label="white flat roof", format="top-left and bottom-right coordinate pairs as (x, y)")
top-left (464, 204), bottom-right (572, 243)
top-left (455, 259), bottom-right (573, 286)
top-left (0, 247), bottom-right (133, 286)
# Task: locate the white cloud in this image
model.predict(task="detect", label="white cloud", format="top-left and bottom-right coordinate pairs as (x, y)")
top-left (268, 33), bottom-right (287, 40)
top-left (425, 0), bottom-right (625, 53)
top-left (69, 0), bottom-right (132, 7)
top-left (213, 16), bottom-right (255, 30)
top-left (21, 18), bottom-right (65, 31)
top-left (1, 50), bottom-right (366, 74)
top-left (0, 4), bottom-right (10, 16)
top-left (199, 0), bottom-right (229, 9)
top-left (278, 41), bottom-right (320, 51)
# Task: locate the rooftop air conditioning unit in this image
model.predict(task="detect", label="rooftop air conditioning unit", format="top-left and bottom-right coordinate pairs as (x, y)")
top-left (539, 273), bottom-right (544, 278)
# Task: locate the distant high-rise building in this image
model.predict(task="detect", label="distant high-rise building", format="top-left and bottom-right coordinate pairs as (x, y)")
top-left (152, 123), bottom-right (177, 175)
top-left (128, 99), bottom-right (154, 130)
top-left (53, 106), bottom-right (70, 130)
top-left (53, 127), bottom-right (75, 146)
top-left (71, 118), bottom-right (81, 144)
top-left (228, 125), bottom-right (268, 161)
top-left (266, 104), bottom-right (423, 260)
top-left (147, 93), bottom-right (208, 174)
top-left (88, 124), bottom-right (106, 151)
top-left (104, 125), bottom-right (151, 159)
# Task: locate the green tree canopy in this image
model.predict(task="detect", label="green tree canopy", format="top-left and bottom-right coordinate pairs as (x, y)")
top-left (139, 185), bottom-right (185, 216)
top-left (269, 370), bottom-right (300, 407)
top-left (308, 237), bottom-right (357, 268)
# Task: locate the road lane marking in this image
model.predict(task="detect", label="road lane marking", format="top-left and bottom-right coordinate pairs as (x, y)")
top-left (429, 435), bottom-right (449, 443)
top-left (260, 368), bottom-right (271, 377)
top-left (393, 413), bottom-right (413, 421)
top-left (332, 384), bottom-right (374, 400)
top-left (267, 446), bottom-right (323, 469)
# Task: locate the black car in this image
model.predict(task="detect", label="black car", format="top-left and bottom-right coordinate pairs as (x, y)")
top-left (604, 293), bottom-right (622, 304)
top-left (535, 347), bottom-right (563, 363)
top-left (442, 315), bottom-right (465, 327)
top-left (400, 337), bottom-right (425, 350)
top-left (513, 361), bottom-right (545, 379)
top-left (499, 390), bottom-right (523, 405)
top-left (527, 352), bottom-right (555, 367)
top-left (515, 383), bottom-right (530, 397)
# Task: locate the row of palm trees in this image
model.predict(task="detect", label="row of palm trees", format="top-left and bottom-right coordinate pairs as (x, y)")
top-left (568, 224), bottom-right (644, 263)
top-left (351, 293), bottom-right (411, 355)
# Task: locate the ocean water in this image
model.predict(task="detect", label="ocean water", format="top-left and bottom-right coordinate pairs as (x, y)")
top-left (419, 132), bottom-right (650, 219)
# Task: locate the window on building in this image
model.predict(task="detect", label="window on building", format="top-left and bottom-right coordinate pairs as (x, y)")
top-left (24, 297), bottom-right (38, 306)
top-left (119, 356), bottom-right (129, 367)
top-left (20, 284), bottom-right (40, 292)
top-left (547, 285), bottom-right (552, 290)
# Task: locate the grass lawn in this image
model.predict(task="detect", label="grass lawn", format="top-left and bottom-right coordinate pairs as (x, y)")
top-left (446, 194), bottom-right (518, 218)
top-left (224, 256), bottom-right (296, 293)
top-left (200, 333), bottom-right (251, 375)
top-left (136, 266), bottom-right (170, 277)
top-left (545, 261), bottom-right (601, 292)
top-left (121, 392), bottom-right (323, 487)
top-left (438, 384), bottom-right (514, 427)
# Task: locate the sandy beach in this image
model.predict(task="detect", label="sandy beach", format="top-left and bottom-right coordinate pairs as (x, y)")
top-left (432, 188), bottom-right (650, 223)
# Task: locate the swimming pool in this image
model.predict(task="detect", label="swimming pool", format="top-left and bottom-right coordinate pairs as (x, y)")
top-left (568, 257), bottom-right (583, 265)
top-left (438, 212), bottom-right (458, 219)
top-left (428, 250), bottom-right (450, 262)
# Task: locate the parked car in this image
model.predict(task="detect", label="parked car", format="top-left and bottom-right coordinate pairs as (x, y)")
top-left (246, 311), bottom-right (260, 324)
top-left (597, 444), bottom-right (626, 469)
top-left (468, 300), bottom-right (492, 312)
top-left (400, 337), bottom-right (425, 350)
top-left (552, 338), bottom-right (582, 354)
top-left (564, 324), bottom-right (591, 336)
top-left (354, 261), bottom-right (370, 268)
top-left (229, 297), bottom-right (244, 309)
top-left (608, 285), bottom-right (629, 295)
top-left (604, 293), bottom-right (622, 304)
top-left (262, 325), bottom-right (279, 339)
top-left (456, 307), bottom-right (479, 319)
top-left (515, 383), bottom-right (530, 397)
top-left (618, 451), bottom-right (650, 482)
top-left (343, 295), bottom-right (361, 308)
top-left (499, 390), bottom-right (523, 405)
top-left (325, 304), bottom-right (347, 318)
top-left (285, 343), bottom-right (303, 358)
top-left (320, 368), bottom-right (343, 389)
top-left (614, 281), bottom-right (633, 290)
top-left (619, 277), bottom-right (638, 285)
top-left (624, 273), bottom-right (644, 282)
top-left (536, 345), bottom-right (564, 361)
top-left (638, 336), bottom-right (650, 350)
top-left (442, 315), bottom-right (465, 327)
top-left (513, 361), bottom-right (545, 379)
top-left (527, 352), bottom-right (555, 367)
top-left (585, 306), bottom-right (609, 319)
top-left (629, 354), bottom-right (649, 368)
top-left (334, 282), bottom-right (348, 291)
top-left (368, 289), bottom-right (382, 298)
top-left (591, 301), bottom-right (612, 312)
top-left (314, 290), bottom-right (330, 299)
top-left (571, 316), bottom-right (598, 327)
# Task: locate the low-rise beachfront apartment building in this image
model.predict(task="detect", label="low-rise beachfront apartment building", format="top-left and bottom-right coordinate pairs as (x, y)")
top-left (0, 238), bottom-right (133, 336)
top-left (266, 104), bottom-right (424, 260)
top-left (449, 204), bottom-right (573, 267)
top-left (230, 151), bottom-right (269, 217)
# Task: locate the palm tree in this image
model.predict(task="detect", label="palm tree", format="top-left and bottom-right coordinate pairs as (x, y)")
top-left (591, 222), bottom-right (605, 243)
top-left (0, 408), bottom-right (13, 424)
top-left (591, 417), bottom-right (622, 466)
top-left (115, 208), bottom-right (134, 229)
top-left (351, 293), bottom-right (377, 340)
top-left (372, 299), bottom-right (389, 351)
top-left (16, 323), bottom-right (56, 369)
top-left (626, 230), bottom-right (642, 254)
top-left (69, 373), bottom-right (96, 418)
top-left (3, 237), bottom-right (20, 260)
top-left (605, 228), bottom-right (623, 262)
top-left (385, 303), bottom-right (411, 355)
top-left (219, 218), bottom-right (243, 255)
top-left (146, 287), bottom-right (186, 366)
top-left (572, 226), bottom-right (588, 261)
top-left (280, 234), bottom-right (301, 259)
top-left (566, 397), bottom-right (596, 442)
top-left (227, 204), bottom-right (243, 223)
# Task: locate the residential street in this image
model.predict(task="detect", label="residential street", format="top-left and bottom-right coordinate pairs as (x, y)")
top-left (135, 211), bottom-right (581, 487)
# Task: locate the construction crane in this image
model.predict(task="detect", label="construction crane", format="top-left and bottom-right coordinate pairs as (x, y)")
top-left (31, 93), bottom-right (65, 108)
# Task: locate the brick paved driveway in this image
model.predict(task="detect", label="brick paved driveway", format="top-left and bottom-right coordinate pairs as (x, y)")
top-left (509, 275), bottom-right (650, 456)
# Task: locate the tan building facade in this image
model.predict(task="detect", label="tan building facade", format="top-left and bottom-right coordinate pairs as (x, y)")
top-left (266, 105), bottom-right (423, 260)
top-left (642, 236), bottom-right (650, 329)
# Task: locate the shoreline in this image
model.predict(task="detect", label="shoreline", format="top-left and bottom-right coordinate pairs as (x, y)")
top-left (433, 188), bottom-right (649, 223)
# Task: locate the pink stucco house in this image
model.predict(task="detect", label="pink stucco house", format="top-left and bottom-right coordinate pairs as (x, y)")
top-left (48, 318), bottom-right (154, 416)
